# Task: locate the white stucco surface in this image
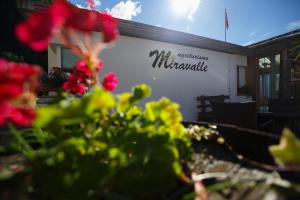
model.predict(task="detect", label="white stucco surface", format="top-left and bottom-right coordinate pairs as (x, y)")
top-left (49, 35), bottom-right (250, 120)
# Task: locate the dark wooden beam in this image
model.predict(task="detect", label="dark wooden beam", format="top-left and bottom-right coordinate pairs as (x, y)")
top-left (247, 56), bottom-right (259, 103)
top-left (281, 49), bottom-right (292, 98)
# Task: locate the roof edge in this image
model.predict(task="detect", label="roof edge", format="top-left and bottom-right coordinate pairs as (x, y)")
top-left (247, 28), bottom-right (300, 48)
top-left (118, 19), bottom-right (255, 56)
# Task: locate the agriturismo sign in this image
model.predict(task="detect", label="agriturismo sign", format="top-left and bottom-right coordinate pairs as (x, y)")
top-left (149, 50), bottom-right (208, 72)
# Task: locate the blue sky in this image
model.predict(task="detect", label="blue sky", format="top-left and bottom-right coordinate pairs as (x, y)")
top-left (69, 0), bottom-right (300, 46)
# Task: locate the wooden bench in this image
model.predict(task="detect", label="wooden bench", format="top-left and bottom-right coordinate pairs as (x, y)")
top-left (197, 95), bottom-right (229, 122)
top-left (212, 102), bottom-right (257, 129)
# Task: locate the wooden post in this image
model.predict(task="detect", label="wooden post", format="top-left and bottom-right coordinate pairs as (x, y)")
top-left (247, 56), bottom-right (259, 99)
top-left (281, 49), bottom-right (292, 98)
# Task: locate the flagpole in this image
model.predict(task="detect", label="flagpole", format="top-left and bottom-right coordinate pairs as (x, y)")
top-left (225, 9), bottom-right (227, 43)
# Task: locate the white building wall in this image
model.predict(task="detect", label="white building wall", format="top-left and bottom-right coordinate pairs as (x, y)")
top-left (49, 35), bottom-right (250, 121)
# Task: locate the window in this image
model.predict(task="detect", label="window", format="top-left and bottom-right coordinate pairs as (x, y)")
top-left (264, 73), bottom-right (271, 98)
top-left (237, 65), bottom-right (248, 95)
top-left (258, 54), bottom-right (281, 102)
top-left (275, 73), bottom-right (280, 93)
top-left (275, 54), bottom-right (280, 66)
top-left (259, 57), bottom-right (271, 69)
top-left (61, 48), bottom-right (79, 71)
top-left (259, 75), bottom-right (263, 97)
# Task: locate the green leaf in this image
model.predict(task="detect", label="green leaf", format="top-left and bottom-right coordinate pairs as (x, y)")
top-left (34, 105), bottom-right (62, 127)
top-left (0, 168), bottom-right (15, 180)
top-left (131, 84), bottom-right (151, 102)
top-left (117, 92), bottom-right (133, 113)
top-left (87, 86), bottom-right (115, 113)
top-left (269, 128), bottom-right (300, 165)
top-left (126, 106), bottom-right (142, 120)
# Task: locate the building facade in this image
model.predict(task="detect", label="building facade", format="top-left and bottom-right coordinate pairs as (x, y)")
top-left (48, 19), bottom-right (257, 120)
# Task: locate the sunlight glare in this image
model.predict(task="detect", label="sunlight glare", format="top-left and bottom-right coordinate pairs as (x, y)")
top-left (171, 0), bottom-right (200, 18)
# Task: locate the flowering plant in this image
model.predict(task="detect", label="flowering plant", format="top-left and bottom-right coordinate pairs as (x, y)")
top-left (0, 59), bottom-right (41, 127)
top-left (0, 1), bottom-right (192, 199)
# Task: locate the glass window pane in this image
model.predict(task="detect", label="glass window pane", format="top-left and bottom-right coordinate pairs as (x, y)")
top-left (238, 66), bottom-right (246, 87)
top-left (275, 73), bottom-right (280, 92)
top-left (264, 73), bottom-right (271, 98)
top-left (275, 54), bottom-right (280, 66)
top-left (259, 75), bottom-right (263, 97)
top-left (61, 48), bottom-right (79, 70)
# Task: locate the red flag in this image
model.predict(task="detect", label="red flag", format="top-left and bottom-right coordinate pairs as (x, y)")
top-left (225, 9), bottom-right (229, 30)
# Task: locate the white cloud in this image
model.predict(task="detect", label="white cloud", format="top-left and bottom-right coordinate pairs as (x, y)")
top-left (242, 40), bottom-right (256, 46)
top-left (286, 19), bottom-right (300, 30)
top-left (94, 0), bottom-right (101, 7)
top-left (171, 0), bottom-right (201, 21)
top-left (106, 0), bottom-right (142, 20)
top-left (260, 32), bottom-right (272, 38)
top-left (187, 0), bottom-right (200, 21)
top-left (248, 31), bottom-right (256, 37)
top-left (186, 25), bottom-right (191, 32)
top-left (75, 3), bottom-right (85, 9)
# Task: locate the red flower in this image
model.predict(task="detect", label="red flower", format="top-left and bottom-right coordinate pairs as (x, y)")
top-left (0, 104), bottom-right (36, 127)
top-left (63, 74), bottom-right (86, 94)
top-left (15, 11), bottom-right (53, 51)
top-left (96, 13), bottom-right (119, 43)
top-left (74, 60), bottom-right (103, 77)
top-left (16, 0), bottom-right (118, 51)
top-left (15, 0), bottom-right (73, 51)
top-left (75, 60), bottom-right (92, 77)
top-left (102, 72), bottom-right (118, 91)
top-left (63, 81), bottom-right (86, 94)
top-left (65, 9), bottom-right (118, 43)
top-left (0, 59), bottom-right (41, 103)
top-left (0, 59), bottom-right (40, 84)
top-left (9, 107), bottom-right (36, 127)
top-left (69, 73), bottom-right (84, 83)
top-left (0, 83), bottom-right (23, 104)
top-left (0, 103), bottom-right (12, 126)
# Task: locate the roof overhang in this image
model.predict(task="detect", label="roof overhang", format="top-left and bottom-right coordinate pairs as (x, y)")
top-left (118, 19), bottom-right (255, 56)
top-left (247, 29), bottom-right (300, 56)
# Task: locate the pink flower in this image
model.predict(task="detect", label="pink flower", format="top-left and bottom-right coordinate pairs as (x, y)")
top-left (102, 72), bottom-right (118, 91)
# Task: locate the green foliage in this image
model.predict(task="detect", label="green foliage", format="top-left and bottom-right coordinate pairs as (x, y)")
top-left (269, 128), bottom-right (300, 166)
top-left (6, 84), bottom-right (192, 200)
top-left (0, 51), bottom-right (24, 62)
top-left (186, 125), bottom-right (225, 144)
